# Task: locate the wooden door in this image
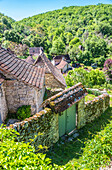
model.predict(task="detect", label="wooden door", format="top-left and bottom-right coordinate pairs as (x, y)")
top-left (58, 110), bottom-right (66, 137)
top-left (58, 104), bottom-right (76, 137)
top-left (66, 104), bottom-right (76, 133)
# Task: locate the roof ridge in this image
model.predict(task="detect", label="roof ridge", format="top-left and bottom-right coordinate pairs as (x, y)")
top-left (33, 50), bottom-right (66, 87)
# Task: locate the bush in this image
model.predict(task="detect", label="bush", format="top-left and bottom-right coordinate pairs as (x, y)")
top-left (0, 125), bottom-right (72, 169)
top-left (65, 68), bottom-right (106, 88)
top-left (78, 121), bottom-right (112, 169)
top-left (87, 89), bottom-right (101, 96)
top-left (0, 125), bottom-right (53, 169)
top-left (16, 105), bottom-right (31, 120)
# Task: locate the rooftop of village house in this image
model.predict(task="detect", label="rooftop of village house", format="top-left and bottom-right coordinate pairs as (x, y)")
top-left (0, 46), bottom-right (45, 89)
top-left (29, 47), bottom-right (43, 56)
top-left (25, 56), bottom-right (35, 65)
top-left (25, 48), bottom-right (67, 87)
top-left (42, 82), bottom-right (87, 113)
top-left (56, 59), bottom-right (69, 70)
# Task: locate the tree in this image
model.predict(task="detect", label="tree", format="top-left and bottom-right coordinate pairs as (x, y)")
top-left (84, 36), bottom-right (108, 58)
top-left (50, 38), bottom-right (65, 55)
top-left (4, 30), bottom-right (21, 43)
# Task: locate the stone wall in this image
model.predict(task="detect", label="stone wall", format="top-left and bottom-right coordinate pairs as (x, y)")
top-left (9, 108), bottom-right (59, 149)
top-left (77, 94), bottom-right (110, 129)
top-left (5, 80), bottom-right (45, 114)
top-left (0, 83), bottom-right (8, 122)
top-left (45, 73), bottom-right (65, 89)
top-left (8, 92), bottom-right (110, 148)
top-left (77, 97), bottom-right (85, 129)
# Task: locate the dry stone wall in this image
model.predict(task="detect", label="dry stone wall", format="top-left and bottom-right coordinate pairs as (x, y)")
top-left (8, 93), bottom-right (110, 148)
top-left (77, 98), bottom-right (85, 129)
top-left (77, 94), bottom-right (110, 129)
top-left (9, 108), bottom-right (59, 149)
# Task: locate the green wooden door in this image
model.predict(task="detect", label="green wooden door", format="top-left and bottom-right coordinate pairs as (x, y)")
top-left (66, 104), bottom-right (76, 133)
top-left (58, 110), bottom-right (66, 137)
top-left (58, 104), bottom-right (76, 137)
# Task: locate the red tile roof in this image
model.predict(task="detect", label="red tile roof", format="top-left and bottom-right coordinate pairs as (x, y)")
top-left (0, 46), bottom-right (45, 89)
top-left (25, 56), bottom-right (35, 65)
top-left (56, 59), bottom-right (68, 70)
top-left (34, 50), bottom-right (66, 87)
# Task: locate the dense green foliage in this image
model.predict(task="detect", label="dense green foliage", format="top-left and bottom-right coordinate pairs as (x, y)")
top-left (16, 105), bottom-right (31, 120)
top-left (0, 4), bottom-right (112, 66)
top-left (78, 125), bottom-right (112, 169)
top-left (65, 67), bottom-right (108, 88)
top-left (0, 126), bottom-right (54, 169)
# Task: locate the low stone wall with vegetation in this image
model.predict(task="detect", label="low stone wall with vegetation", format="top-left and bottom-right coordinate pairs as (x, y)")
top-left (9, 108), bottom-right (59, 149)
top-left (84, 94), bottom-right (110, 125)
top-left (77, 94), bottom-right (110, 129)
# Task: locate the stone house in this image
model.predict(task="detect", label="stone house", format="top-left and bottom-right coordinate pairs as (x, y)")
top-left (56, 59), bottom-right (72, 73)
top-left (0, 46), bottom-right (45, 123)
top-left (51, 54), bottom-right (71, 66)
top-left (29, 47), bottom-right (43, 57)
top-left (25, 49), bottom-right (66, 89)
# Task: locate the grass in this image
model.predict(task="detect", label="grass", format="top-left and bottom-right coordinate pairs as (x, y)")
top-left (85, 94), bottom-right (96, 102)
top-left (107, 90), bottom-right (112, 95)
top-left (46, 97), bottom-right (112, 167)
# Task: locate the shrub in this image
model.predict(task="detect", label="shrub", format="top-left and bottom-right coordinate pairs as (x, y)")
top-left (78, 121), bottom-right (112, 169)
top-left (16, 105), bottom-right (31, 120)
top-left (87, 89), bottom-right (101, 96)
top-left (0, 125), bottom-right (72, 169)
top-left (0, 125), bottom-right (53, 169)
top-left (65, 68), bottom-right (106, 88)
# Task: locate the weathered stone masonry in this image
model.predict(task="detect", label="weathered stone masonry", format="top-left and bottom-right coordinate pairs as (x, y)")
top-left (45, 74), bottom-right (65, 89)
top-left (5, 79), bottom-right (45, 114)
top-left (77, 93), bottom-right (110, 129)
top-left (0, 83), bottom-right (8, 122)
top-left (0, 46), bottom-right (46, 123)
top-left (9, 108), bottom-right (59, 149)
top-left (9, 83), bottom-right (87, 147)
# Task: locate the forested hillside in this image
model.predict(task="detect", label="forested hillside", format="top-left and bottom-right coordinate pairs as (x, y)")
top-left (1, 4), bottom-right (112, 66)
top-left (0, 13), bottom-right (15, 39)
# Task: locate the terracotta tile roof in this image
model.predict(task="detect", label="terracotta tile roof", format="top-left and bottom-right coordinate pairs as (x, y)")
top-left (34, 50), bottom-right (66, 87)
top-left (0, 46), bottom-right (45, 89)
top-left (56, 59), bottom-right (68, 70)
top-left (42, 82), bottom-right (87, 113)
top-left (25, 56), bottom-right (35, 64)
